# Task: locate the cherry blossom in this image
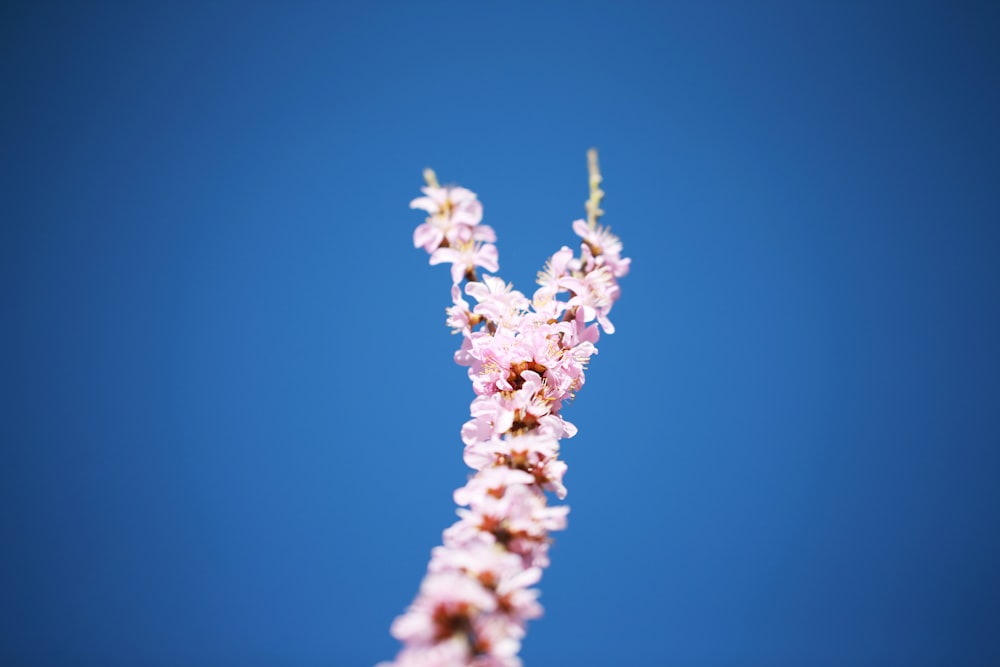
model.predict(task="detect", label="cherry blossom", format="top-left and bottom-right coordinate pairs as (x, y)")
top-left (381, 151), bottom-right (628, 667)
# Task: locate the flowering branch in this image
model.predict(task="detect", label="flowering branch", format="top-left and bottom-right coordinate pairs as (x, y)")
top-left (380, 151), bottom-right (630, 667)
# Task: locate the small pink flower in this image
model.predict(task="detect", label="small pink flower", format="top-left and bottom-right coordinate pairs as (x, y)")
top-left (560, 265), bottom-right (620, 333)
top-left (462, 395), bottom-right (515, 445)
top-left (572, 219), bottom-right (630, 278)
top-left (535, 246), bottom-right (575, 295)
top-left (460, 328), bottom-right (520, 395)
top-left (430, 242), bottom-right (500, 284)
top-left (391, 571), bottom-right (496, 646)
top-left (466, 276), bottom-right (529, 329)
top-left (454, 466), bottom-right (535, 508)
top-left (412, 185), bottom-right (495, 252)
top-left (445, 284), bottom-right (475, 333)
top-left (469, 615), bottom-right (524, 661)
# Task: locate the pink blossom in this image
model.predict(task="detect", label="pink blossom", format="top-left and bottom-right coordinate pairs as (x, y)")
top-left (412, 185), bottom-right (495, 252)
top-left (465, 276), bottom-right (529, 329)
top-left (429, 242), bottom-right (500, 284)
top-left (534, 246), bottom-right (575, 297)
top-left (383, 158), bottom-right (629, 667)
top-left (572, 218), bottom-right (631, 278)
top-left (445, 284), bottom-right (475, 334)
top-left (453, 466), bottom-right (535, 507)
top-left (560, 265), bottom-right (620, 333)
top-left (391, 571), bottom-right (496, 646)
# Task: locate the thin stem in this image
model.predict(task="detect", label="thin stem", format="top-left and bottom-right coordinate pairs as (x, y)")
top-left (424, 167), bottom-right (440, 189)
top-left (585, 148), bottom-right (604, 229)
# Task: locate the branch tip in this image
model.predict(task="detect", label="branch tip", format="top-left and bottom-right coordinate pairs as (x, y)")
top-left (423, 168), bottom-right (440, 189)
top-left (585, 149), bottom-right (605, 229)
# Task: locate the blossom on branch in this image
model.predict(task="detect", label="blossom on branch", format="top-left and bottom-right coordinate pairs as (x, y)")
top-left (380, 151), bottom-right (629, 667)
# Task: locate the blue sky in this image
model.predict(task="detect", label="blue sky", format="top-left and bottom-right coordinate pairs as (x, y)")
top-left (2, 2), bottom-right (999, 665)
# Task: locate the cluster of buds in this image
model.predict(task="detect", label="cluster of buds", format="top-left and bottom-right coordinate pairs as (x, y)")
top-left (380, 151), bottom-right (630, 667)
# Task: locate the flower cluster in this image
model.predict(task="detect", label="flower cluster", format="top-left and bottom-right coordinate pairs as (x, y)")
top-left (381, 152), bottom-right (629, 667)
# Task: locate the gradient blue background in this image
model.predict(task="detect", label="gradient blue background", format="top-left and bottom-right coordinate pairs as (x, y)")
top-left (2, 2), bottom-right (999, 665)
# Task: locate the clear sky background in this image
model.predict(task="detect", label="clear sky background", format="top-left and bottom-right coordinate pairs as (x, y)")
top-left (2, 2), bottom-right (999, 666)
